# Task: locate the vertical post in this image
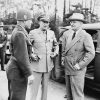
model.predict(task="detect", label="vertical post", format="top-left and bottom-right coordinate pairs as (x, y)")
top-left (82, 0), bottom-right (83, 8)
top-left (85, 0), bottom-right (87, 8)
top-left (63, 0), bottom-right (66, 22)
top-left (89, 0), bottom-right (93, 22)
top-left (5, 0), bottom-right (8, 19)
top-left (69, 0), bottom-right (71, 12)
top-left (55, 0), bottom-right (57, 26)
top-left (90, 0), bottom-right (92, 13)
top-left (92, 0), bottom-right (96, 14)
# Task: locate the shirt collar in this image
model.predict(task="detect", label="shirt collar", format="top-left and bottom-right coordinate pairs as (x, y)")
top-left (73, 27), bottom-right (82, 36)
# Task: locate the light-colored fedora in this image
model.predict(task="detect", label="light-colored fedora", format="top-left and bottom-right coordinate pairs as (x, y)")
top-left (68, 12), bottom-right (87, 23)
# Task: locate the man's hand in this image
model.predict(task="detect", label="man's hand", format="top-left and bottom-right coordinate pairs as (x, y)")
top-left (73, 63), bottom-right (80, 70)
top-left (30, 54), bottom-right (40, 61)
top-left (28, 75), bottom-right (34, 85)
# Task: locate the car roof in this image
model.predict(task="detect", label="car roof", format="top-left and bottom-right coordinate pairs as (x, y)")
top-left (82, 23), bottom-right (100, 30)
top-left (59, 23), bottom-right (100, 38)
top-left (59, 23), bottom-right (100, 30)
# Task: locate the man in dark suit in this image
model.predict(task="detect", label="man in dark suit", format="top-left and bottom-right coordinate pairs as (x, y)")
top-left (61, 12), bottom-right (95, 100)
top-left (0, 21), bottom-right (7, 71)
top-left (6, 9), bottom-right (34, 100)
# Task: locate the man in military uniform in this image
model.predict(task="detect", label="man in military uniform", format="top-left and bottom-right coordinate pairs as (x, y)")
top-left (0, 21), bottom-right (7, 71)
top-left (6, 9), bottom-right (34, 100)
top-left (29, 15), bottom-right (59, 100)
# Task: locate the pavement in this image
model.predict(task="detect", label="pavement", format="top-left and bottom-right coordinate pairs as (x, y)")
top-left (0, 71), bottom-right (8, 100)
top-left (0, 70), bottom-right (66, 100)
top-left (0, 70), bottom-right (99, 100)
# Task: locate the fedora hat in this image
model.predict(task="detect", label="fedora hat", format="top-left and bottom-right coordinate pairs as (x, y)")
top-left (68, 13), bottom-right (87, 23)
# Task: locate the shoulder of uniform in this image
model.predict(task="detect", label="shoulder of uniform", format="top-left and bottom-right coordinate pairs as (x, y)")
top-left (17, 31), bottom-right (24, 36)
top-left (29, 29), bottom-right (40, 38)
top-left (48, 29), bottom-right (54, 32)
top-left (17, 26), bottom-right (23, 31)
top-left (47, 29), bottom-right (53, 33)
top-left (13, 28), bottom-right (25, 38)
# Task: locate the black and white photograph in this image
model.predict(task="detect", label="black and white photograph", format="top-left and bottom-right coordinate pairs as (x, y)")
top-left (0, 0), bottom-right (100, 100)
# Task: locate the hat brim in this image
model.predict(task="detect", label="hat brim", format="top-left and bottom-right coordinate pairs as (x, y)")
top-left (69, 19), bottom-right (88, 23)
top-left (40, 19), bottom-right (49, 22)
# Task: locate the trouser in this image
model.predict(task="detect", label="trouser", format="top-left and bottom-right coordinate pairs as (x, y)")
top-left (65, 73), bottom-right (85, 100)
top-left (0, 47), bottom-right (5, 70)
top-left (8, 78), bottom-right (28, 100)
top-left (29, 71), bottom-right (50, 100)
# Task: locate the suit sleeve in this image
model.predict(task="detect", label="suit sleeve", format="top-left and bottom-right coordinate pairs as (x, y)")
top-left (78, 34), bottom-right (95, 68)
top-left (61, 33), bottom-right (67, 57)
top-left (14, 32), bottom-right (32, 77)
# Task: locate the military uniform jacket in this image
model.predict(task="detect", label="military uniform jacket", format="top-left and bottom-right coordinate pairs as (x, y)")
top-left (29, 28), bottom-right (59, 72)
top-left (62, 28), bottom-right (95, 75)
top-left (6, 24), bottom-right (32, 79)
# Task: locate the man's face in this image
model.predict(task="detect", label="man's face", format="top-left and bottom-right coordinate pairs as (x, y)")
top-left (25, 20), bottom-right (32, 29)
top-left (39, 20), bottom-right (49, 31)
top-left (70, 20), bottom-right (83, 31)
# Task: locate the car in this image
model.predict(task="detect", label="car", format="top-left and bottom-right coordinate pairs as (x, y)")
top-left (83, 23), bottom-right (100, 92)
top-left (51, 23), bottom-right (100, 92)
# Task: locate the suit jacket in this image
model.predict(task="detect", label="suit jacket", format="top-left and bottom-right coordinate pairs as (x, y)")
top-left (6, 24), bottom-right (33, 80)
top-left (29, 28), bottom-right (59, 72)
top-left (0, 31), bottom-right (7, 50)
top-left (62, 28), bottom-right (95, 75)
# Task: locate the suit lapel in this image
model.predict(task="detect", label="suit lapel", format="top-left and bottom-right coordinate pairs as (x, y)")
top-left (65, 29), bottom-right (83, 53)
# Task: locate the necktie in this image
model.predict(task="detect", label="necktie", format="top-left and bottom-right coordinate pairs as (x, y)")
top-left (72, 32), bottom-right (76, 40)
top-left (42, 30), bottom-right (47, 41)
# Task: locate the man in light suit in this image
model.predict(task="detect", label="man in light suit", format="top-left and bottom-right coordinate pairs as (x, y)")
top-left (61, 12), bottom-right (95, 100)
top-left (29, 15), bottom-right (59, 100)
